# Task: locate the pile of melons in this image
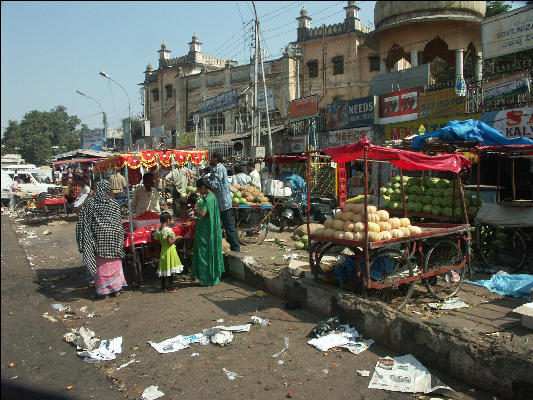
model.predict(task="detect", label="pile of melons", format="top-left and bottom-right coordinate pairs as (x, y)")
top-left (315, 203), bottom-right (422, 241)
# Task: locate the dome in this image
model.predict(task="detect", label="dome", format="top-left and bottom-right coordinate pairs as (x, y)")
top-left (192, 32), bottom-right (199, 41)
top-left (300, 7), bottom-right (308, 17)
top-left (374, 1), bottom-right (486, 30)
top-left (161, 41), bottom-right (167, 50)
top-left (146, 63), bottom-right (153, 71)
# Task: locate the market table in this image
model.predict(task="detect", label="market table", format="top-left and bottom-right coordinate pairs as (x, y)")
top-left (122, 220), bottom-right (196, 248)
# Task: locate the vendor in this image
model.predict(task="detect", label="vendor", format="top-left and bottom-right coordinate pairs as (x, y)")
top-left (109, 169), bottom-right (127, 198)
top-left (231, 165), bottom-right (251, 186)
top-left (247, 162), bottom-right (261, 190)
top-left (131, 172), bottom-right (161, 217)
top-left (164, 165), bottom-right (194, 217)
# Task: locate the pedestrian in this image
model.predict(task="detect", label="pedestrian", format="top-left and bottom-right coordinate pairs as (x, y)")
top-left (247, 162), bottom-right (261, 190)
top-left (207, 153), bottom-right (240, 252)
top-left (76, 180), bottom-right (127, 299)
top-left (131, 172), bottom-right (161, 217)
top-left (164, 165), bottom-right (193, 217)
top-left (153, 211), bottom-right (184, 292)
top-left (109, 169), bottom-right (127, 198)
top-left (191, 178), bottom-right (225, 286)
top-left (8, 177), bottom-right (22, 214)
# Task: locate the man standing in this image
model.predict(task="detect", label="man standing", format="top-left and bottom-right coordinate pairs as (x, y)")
top-left (231, 165), bottom-right (251, 186)
top-left (207, 153), bottom-right (240, 252)
top-left (248, 163), bottom-right (261, 190)
top-left (131, 172), bottom-right (161, 217)
top-left (109, 169), bottom-right (127, 197)
top-left (164, 165), bottom-right (193, 217)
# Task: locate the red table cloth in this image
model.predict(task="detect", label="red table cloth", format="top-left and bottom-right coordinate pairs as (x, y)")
top-left (123, 220), bottom-right (196, 248)
top-left (37, 197), bottom-right (67, 209)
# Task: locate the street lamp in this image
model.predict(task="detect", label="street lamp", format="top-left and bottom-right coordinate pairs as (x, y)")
top-left (99, 71), bottom-right (132, 149)
top-left (76, 89), bottom-right (109, 147)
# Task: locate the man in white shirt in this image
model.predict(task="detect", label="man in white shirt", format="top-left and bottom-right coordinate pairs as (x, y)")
top-left (231, 165), bottom-right (251, 186)
top-left (131, 172), bottom-right (161, 217)
top-left (164, 166), bottom-right (193, 216)
top-left (248, 163), bottom-right (261, 191)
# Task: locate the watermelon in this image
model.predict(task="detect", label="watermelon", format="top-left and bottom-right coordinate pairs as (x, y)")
top-left (392, 202), bottom-right (400, 209)
top-left (423, 195), bottom-right (433, 205)
top-left (393, 182), bottom-right (401, 189)
top-left (413, 203), bottom-right (423, 213)
top-left (454, 206), bottom-right (462, 216)
top-left (386, 188), bottom-right (394, 195)
top-left (432, 206), bottom-right (442, 216)
top-left (393, 176), bottom-right (402, 183)
top-left (380, 187), bottom-right (388, 195)
top-left (442, 207), bottom-right (453, 217)
top-left (301, 235), bottom-right (308, 242)
top-left (423, 204), bottom-right (433, 214)
top-left (295, 241), bottom-right (305, 250)
top-left (432, 197), bottom-right (441, 206)
top-left (381, 200), bottom-right (390, 209)
top-left (232, 197), bottom-right (239, 205)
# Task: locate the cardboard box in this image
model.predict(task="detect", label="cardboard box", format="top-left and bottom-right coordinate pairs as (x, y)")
top-left (513, 302), bottom-right (533, 330)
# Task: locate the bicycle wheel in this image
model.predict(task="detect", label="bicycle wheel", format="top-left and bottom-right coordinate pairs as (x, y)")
top-left (236, 210), bottom-right (268, 246)
top-left (479, 225), bottom-right (527, 273)
top-left (365, 249), bottom-right (414, 310)
top-left (423, 239), bottom-right (466, 300)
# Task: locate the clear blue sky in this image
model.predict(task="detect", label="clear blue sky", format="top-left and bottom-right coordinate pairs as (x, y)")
top-left (1, 1), bottom-right (375, 133)
top-left (1, 1), bottom-right (522, 134)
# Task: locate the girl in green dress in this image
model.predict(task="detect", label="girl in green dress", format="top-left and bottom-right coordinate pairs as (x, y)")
top-left (153, 211), bottom-right (184, 292)
top-left (191, 178), bottom-right (225, 286)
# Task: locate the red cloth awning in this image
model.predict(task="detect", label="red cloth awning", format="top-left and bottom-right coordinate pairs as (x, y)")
top-left (323, 138), bottom-right (471, 172)
top-left (51, 158), bottom-right (101, 165)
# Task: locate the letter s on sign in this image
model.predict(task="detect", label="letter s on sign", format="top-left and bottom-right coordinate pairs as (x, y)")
top-left (507, 110), bottom-right (523, 127)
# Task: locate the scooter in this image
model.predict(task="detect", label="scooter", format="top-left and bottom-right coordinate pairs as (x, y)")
top-left (276, 190), bottom-right (336, 232)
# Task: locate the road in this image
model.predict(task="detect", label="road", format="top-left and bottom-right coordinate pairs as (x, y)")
top-left (1, 215), bottom-right (489, 399)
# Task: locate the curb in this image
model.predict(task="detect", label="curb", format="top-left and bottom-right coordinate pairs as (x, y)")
top-left (224, 252), bottom-right (533, 400)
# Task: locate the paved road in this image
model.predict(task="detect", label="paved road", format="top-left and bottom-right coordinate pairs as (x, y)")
top-left (0, 216), bottom-right (487, 399)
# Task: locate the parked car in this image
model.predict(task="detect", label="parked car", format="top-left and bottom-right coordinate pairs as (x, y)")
top-left (1, 170), bottom-right (61, 206)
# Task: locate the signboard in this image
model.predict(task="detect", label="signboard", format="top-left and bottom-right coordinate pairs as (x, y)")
top-left (379, 88), bottom-right (421, 124)
top-left (150, 125), bottom-right (164, 138)
top-left (257, 88), bottom-right (276, 115)
top-left (481, 107), bottom-right (533, 138)
top-left (82, 129), bottom-right (105, 149)
top-left (369, 64), bottom-right (430, 96)
top-left (328, 127), bottom-right (372, 147)
top-left (193, 113), bottom-right (200, 125)
top-left (482, 5), bottom-right (533, 59)
top-left (483, 71), bottom-right (531, 102)
top-left (385, 113), bottom-right (482, 141)
top-left (143, 120), bottom-right (151, 137)
top-left (325, 96), bottom-right (375, 130)
top-left (289, 95), bottom-right (318, 121)
top-left (418, 88), bottom-right (465, 119)
top-left (198, 89), bottom-right (237, 118)
top-left (250, 61), bottom-right (272, 80)
top-left (288, 135), bottom-right (307, 153)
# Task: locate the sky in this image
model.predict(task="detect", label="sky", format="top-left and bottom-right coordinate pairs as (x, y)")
top-left (1, 1), bottom-right (375, 134)
top-left (1, 1), bottom-right (523, 134)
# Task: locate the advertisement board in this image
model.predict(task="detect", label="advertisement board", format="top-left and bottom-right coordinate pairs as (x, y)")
top-left (150, 125), bottom-right (164, 138)
top-left (82, 129), bottom-right (105, 149)
top-left (289, 95), bottom-right (318, 121)
top-left (257, 88), bottom-right (276, 115)
top-left (325, 96), bottom-right (375, 130)
top-left (288, 135), bottom-right (307, 153)
top-left (481, 107), bottom-right (533, 138)
top-left (482, 5), bottom-right (533, 59)
top-left (418, 88), bottom-right (465, 118)
top-left (198, 89), bottom-right (238, 118)
top-left (385, 114), bottom-right (481, 141)
top-left (318, 127), bottom-right (372, 149)
top-left (483, 71), bottom-right (531, 102)
top-left (379, 88), bottom-right (421, 124)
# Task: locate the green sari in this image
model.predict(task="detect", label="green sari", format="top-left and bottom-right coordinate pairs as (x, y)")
top-left (191, 192), bottom-right (225, 286)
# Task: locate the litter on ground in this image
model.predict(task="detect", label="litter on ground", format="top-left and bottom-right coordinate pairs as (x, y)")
top-left (272, 336), bottom-right (290, 358)
top-left (307, 323), bottom-right (374, 355)
top-left (251, 316), bottom-right (270, 326)
top-left (77, 337), bottom-right (122, 363)
top-left (427, 298), bottom-right (469, 310)
top-left (51, 303), bottom-right (70, 312)
top-left (141, 385), bottom-right (165, 400)
top-left (357, 370), bottom-right (370, 377)
top-left (116, 358), bottom-right (138, 370)
top-left (468, 271), bottom-right (533, 300)
top-left (42, 313), bottom-right (58, 323)
top-left (222, 367), bottom-right (240, 380)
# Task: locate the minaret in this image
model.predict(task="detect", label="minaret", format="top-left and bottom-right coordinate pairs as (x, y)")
top-left (158, 42), bottom-right (171, 68)
top-left (296, 7), bottom-right (311, 41)
top-left (344, 1), bottom-right (361, 32)
top-left (188, 33), bottom-right (202, 63)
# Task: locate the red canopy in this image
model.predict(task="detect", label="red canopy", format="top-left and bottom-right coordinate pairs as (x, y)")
top-left (323, 138), bottom-right (470, 172)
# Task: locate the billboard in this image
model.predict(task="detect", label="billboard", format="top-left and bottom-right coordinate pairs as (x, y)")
top-left (198, 89), bottom-right (238, 118)
top-left (289, 95), bottom-right (318, 121)
top-left (418, 88), bottom-right (465, 119)
top-left (379, 88), bottom-right (421, 124)
top-left (325, 96), bottom-right (375, 131)
top-left (318, 127), bottom-right (372, 149)
top-left (385, 114), bottom-right (481, 141)
top-left (288, 135), bottom-right (307, 153)
top-left (368, 64), bottom-right (430, 97)
top-left (82, 129), bottom-right (105, 149)
top-left (257, 88), bottom-right (276, 115)
top-left (482, 5), bottom-right (533, 59)
top-left (481, 107), bottom-right (533, 138)
top-left (483, 71), bottom-right (531, 102)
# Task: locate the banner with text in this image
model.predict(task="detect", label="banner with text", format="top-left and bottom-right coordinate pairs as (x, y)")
top-left (82, 129), bottom-right (105, 149)
top-left (483, 71), bottom-right (531, 102)
top-left (289, 95), bottom-right (318, 121)
top-left (385, 114), bottom-right (481, 141)
top-left (418, 88), bottom-right (465, 119)
top-left (481, 107), bottom-right (533, 138)
top-left (318, 127), bottom-right (373, 149)
top-left (325, 96), bottom-right (375, 130)
top-left (257, 88), bottom-right (276, 115)
top-left (379, 88), bottom-right (421, 124)
top-left (198, 89), bottom-right (237, 118)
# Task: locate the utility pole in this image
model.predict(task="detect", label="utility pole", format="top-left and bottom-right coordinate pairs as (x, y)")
top-left (252, 1), bottom-right (259, 148)
top-left (257, 22), bottom-right (273, 156)
top-left (322, 23), bottom-right (327, 99)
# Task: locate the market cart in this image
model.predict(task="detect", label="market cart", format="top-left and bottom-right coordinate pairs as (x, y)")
top-left (306, 138), bottom-right (472, 309)
top-left (232, 203), bottom-right (275, 245)
top-left (94, 149), bottom-right (209, 285)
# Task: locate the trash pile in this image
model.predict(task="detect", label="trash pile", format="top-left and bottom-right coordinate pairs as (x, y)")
top-left (63, 327), bottom-right (122, 363)
top-left (307, 317), bottom-right (374, 355)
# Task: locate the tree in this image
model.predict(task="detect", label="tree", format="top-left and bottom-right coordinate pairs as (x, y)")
top-left (485, 1), bottom-right (512, 18)
top-left (121, 117), bottom-right (144, 145)
top-left (1, 105), bottom-right (84, 165)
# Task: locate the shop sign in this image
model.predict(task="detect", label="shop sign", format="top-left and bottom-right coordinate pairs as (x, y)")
top-left (325, 96), bottom-right (375, 130)
top-left (483, 71), bottom-right (531, 102)
top-left (418, 88), bottom-right (465, 119)
top-left (198, 89), bottom-right (237, 118)
top-left (82, 129), bottom-right (105, 149)
top-left (379, 88), bottom-right (421, 124)
top-left (257, 88), bottom-right (276, 115)
top-left (289, 95), bottom-right (318, 121)
top-left (288, 135), bottom-right (307, 153)
top-left (481, 107), bottom-right (533, 138)
top-left (482, 5), bottom-right (533, 59)
top-left (385, 114), bottom-right (482, 141)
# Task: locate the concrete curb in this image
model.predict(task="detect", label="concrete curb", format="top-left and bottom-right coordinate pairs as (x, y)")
top-left (224, 252), bottom-right (533, 400)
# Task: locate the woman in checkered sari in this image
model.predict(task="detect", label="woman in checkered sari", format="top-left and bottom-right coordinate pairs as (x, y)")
top-left (76, 179), bottom-right (127, 298)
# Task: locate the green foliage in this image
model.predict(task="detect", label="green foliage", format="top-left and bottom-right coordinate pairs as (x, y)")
top-left (485, 1), bottom-right (512, 18)
top-left (1, 105), bottom-right (83, 165)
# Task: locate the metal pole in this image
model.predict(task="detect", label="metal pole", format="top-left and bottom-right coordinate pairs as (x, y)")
top-left (124, 166), bottom-right (139, 284)
top-left (363, 146), bottom-right (370, 286)
top-left (258, 27), bottom-right (273, 157)
top-left (110, 77), bottom-right (132, 149)
top-left (76, 90), bottom-right (107, 146)
top-left (252, 1), bottom-right (259, 148)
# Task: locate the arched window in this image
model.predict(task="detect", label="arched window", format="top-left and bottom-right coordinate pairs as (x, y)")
top-left (209, 112), bottom-right (225, 135)
top-left (422, 37), bottom-right (454, 67)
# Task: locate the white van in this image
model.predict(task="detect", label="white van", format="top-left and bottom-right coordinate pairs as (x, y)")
top-left (1, 170), bottom-right (61, 205)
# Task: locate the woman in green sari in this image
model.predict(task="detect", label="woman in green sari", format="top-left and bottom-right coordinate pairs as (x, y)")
top-left (191, 178), bottom-right (225, 286)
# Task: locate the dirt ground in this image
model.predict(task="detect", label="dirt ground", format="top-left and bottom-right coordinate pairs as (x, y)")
top-left (0, 213), bottom-right (526, 399)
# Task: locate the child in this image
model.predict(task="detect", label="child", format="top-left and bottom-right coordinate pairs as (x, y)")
top-left (153, 211), bottom-right (184, 292)
top-left (179, 192), bottom-right (199, 220)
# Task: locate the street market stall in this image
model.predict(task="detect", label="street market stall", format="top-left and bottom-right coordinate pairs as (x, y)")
top-left (94, 149), bottom-right (209, 284)
top-left (307, 138), bottom-right (472, 309)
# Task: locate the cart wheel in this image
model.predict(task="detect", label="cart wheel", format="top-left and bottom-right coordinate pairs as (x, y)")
top-left (423, 239), bottom-right (466, 300)
top-left (236, 210), bottom-right (268, 246)
top-left (310, 241), bottom-right (362, 280)
top-left (364, 249), bottom-right (414, 311)
top-left (478, 225), bottom-right (527, 273)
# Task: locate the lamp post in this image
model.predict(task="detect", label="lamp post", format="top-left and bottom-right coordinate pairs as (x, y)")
top-left (99, 71), bottom-right (132, 149)
top-left (76, 90), bottom-right (109, 147)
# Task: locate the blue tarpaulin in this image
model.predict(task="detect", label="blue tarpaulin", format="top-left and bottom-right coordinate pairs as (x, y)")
top-left (411, 119), bottom-right (533, 149)
top-left (468, 271), bottom-right (533, 300)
